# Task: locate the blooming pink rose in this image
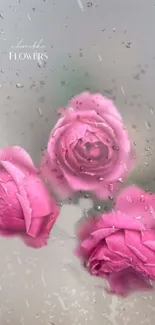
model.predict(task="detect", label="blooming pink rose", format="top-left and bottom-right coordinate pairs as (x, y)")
top-left (0, 146), bottom-right (59, 248)
top-left (75, 186), bottom-right (155, 296)
top-left (41, 92), bottom-right (134, 199)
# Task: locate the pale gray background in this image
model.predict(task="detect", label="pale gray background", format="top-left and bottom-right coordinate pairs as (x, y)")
top-left (0, 0), bottom-right (155, 324)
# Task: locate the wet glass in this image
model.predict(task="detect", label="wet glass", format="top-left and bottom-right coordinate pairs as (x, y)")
top-left (0, 0), bottom-right (155, 324)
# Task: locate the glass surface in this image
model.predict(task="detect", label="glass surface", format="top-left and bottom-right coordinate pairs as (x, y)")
top-left (0, 0), bottom-right (155, 324)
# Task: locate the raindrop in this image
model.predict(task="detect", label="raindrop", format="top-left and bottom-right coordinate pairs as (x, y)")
top-left (113, 28), bottom-right (116, 32)
top-left (37, 61), bottom-right (42, 68)
top-left (56, 160), bottom-right (60, 165)
top-left (98, 177), bottom-right (104, 181)
top-left (95, 205), bottom-right (101, 211)
top-left (117, 178), bottom-right (123, 183)
top-left (112, 145), bottom-right (119, 151)
top-left (126, 195), bottom-right (132, 203)
top-left (1, 69), bottom-right (4, 73)
top-left (16, 71), bottom-right (20, 76)
top-left (84, 193), bottom-right (90, 198)
top-left (0, 13), bottom-right (4, 19)
top-left (145, 121), bottom-right (151, 129)
top-left (40, 80), bottom-right (45, 86)
top-left (140, 195), bottom-right (145, 202)
top-left (38, 107), bottom-right (43, 116)
top-left (36, 314), bottom-right (40, 318)
top-left (0, 29), bottom-right (4, 34)
top-left (30, 81), bottom-right (35, 88)
top-left (87, 1), bottom-right (93, 7)
top-left (16, 83), bottom-right (24, 88)
top-left (126, 42), bottom-right (132, 48)
top-left (84, 209), bottom-right (89, 218)
top-left (149, 107), bottom-right (154, 114)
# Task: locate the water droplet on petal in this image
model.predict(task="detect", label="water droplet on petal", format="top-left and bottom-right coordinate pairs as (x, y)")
top-left (97, 177), bottom-right (104, 181)
top-left (126, 195), bottom-right (132, 203)
top-left (56, 160), bottom-right (60, 165)
top-left (144, 206), bottom-right (148, 211)
top-left (112, 145), bottom-right (119, 151)
top-left (117, 178), bottom-right (123, 183)
top-left (140, 195), bottom-right (145, 202)
top-left (136, 216), bottom-right (142, 220)
top-left (108, 195), bottom-right (114, 200)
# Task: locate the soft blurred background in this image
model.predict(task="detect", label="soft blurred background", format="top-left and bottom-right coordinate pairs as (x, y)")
top-left (0, 0), bottom-right (155, 324)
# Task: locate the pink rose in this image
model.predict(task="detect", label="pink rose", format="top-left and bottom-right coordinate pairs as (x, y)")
top-left (75, 186), bottom-right (155, 296)
top-left (41, 92), bottom-right (134, 199)
top-left (0, 146), bottom-right (59, 248)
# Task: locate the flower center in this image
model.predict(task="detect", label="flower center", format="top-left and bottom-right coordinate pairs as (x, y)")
top-left (85, 141), bottom-right (108, 160)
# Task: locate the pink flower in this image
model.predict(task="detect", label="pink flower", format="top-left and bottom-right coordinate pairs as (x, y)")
top-left (75, 186), bottom-right (155, 296)
top-left (41, 92), bottom-right (134, 199)
top-left (0, 146), bottom-right (59, 248)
